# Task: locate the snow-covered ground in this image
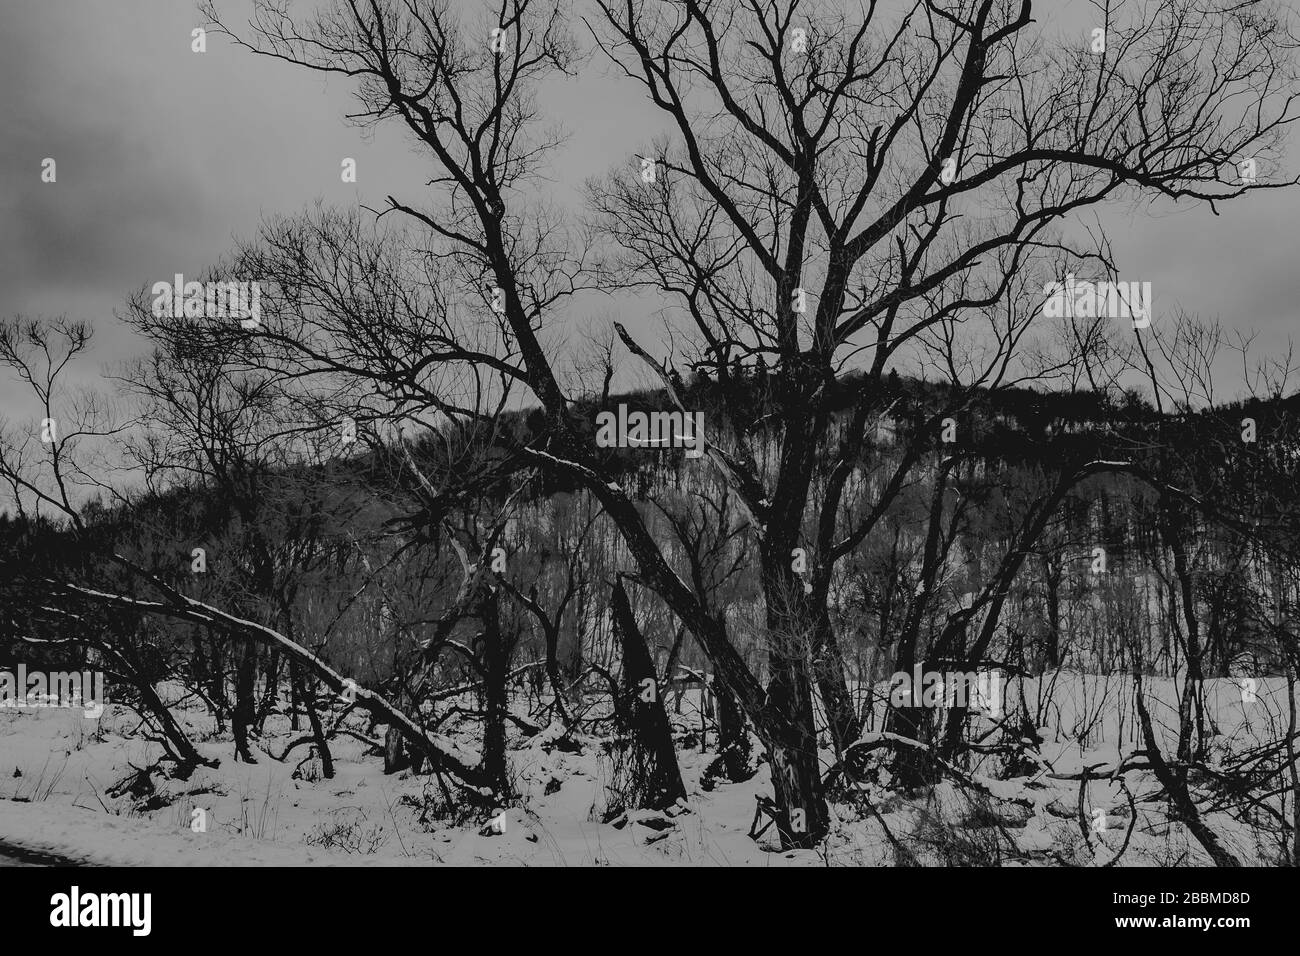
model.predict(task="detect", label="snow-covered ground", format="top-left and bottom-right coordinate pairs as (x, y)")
top-left (0, 696), bottom-right (807, 866)
top-left (0, 675), bottom-right (1289, 866)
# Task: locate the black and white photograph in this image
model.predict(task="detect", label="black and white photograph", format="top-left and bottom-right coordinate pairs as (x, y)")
top-left (0, 0), bottom-right (1294, 929)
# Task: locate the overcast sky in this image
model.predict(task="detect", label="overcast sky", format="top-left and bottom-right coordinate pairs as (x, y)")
top-left (2, 0), bottom-right (1298, 413)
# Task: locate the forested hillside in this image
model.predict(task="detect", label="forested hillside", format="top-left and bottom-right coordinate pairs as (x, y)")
top-left (5, 355), bottom-right (1300, 866)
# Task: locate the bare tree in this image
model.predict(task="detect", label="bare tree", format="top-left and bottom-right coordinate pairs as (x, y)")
top-left (191, 0), bottom-right (1300, 848)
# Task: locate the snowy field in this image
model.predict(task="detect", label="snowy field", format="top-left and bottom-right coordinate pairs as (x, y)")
top-left (0, 673), bottom-right (1290, 867)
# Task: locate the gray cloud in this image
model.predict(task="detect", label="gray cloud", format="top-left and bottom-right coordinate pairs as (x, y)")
top-left (0, 0), bottom-right (1295, 415)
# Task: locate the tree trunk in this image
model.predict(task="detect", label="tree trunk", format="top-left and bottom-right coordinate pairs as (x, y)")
top-left (542, 622), bottom-right (569, 722)
top-left (383, 721), bottom-right (410, 774)
top-left (1044, 552), bottom-right (1061, 670)
top-left (885, 623), bottom-right (940, 786)
top-left (287, 666), bottom-right (301, 732)
top-left (1135, 683), bottom-right (1238, 867)
top-left (290, 662), bottom-right (333, 778)
top-left (713, 670), bottom-right (753, 781)
top-left (65, 577), bottom-right (502, 789)
top-left (610, 578), bottom-right (686, 810)
top-left (1161, 496), bottom-right (1206, 762)
top-left (383, 679), bottom-right (412, 774)
top-left (756, 548), bottom-right (832, 848)
top-left (1287, 665), bottom-right (1299, 865)
top-left (480, 593), bottom-right (512, 795)
top-left (232, 638), bottom-right (257, 763)
top-left (95, 640), bottom-right (215, 775)
top-left (206, 631), bottom-right (227, 733)
top-left (762, 657), bottom-right (829, 847)
top-left (255, 647), bottom-right (280, 731)
top-left (811, 608), bottom-right (860, 755)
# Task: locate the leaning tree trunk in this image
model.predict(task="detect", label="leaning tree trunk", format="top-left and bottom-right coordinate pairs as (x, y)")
top-left (92, 639), bottom-right (215, 776)
top-left (610, 578), bottom-right (686, 811)
top-left (1135, 683), bottom-right (1239, 867)
top-left (712, 670), bottom-right (753, 782)
top-left (65, 573), bottom-right (503, 789)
